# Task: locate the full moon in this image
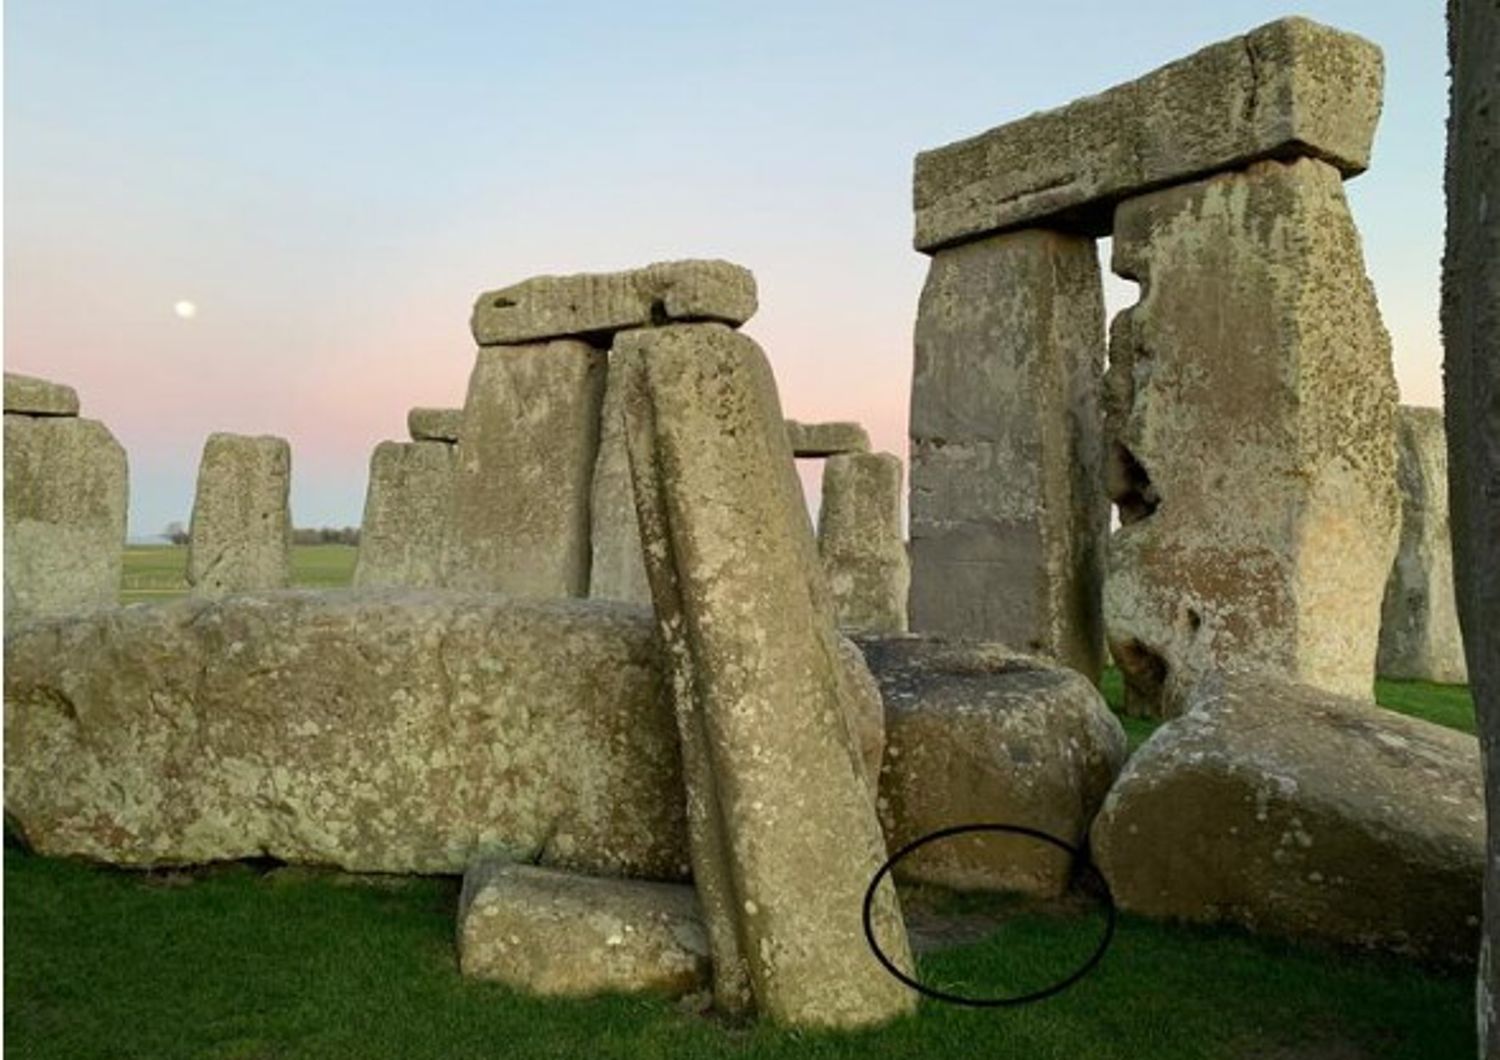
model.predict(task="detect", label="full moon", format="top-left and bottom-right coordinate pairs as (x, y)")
top-left (173, 300), bottom-right (197, 319)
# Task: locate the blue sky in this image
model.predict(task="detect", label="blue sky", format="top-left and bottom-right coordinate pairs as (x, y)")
top-left (5, 1), bottom-right (1450, 536)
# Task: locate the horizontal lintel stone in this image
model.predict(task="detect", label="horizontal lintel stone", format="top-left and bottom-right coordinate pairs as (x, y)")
top-left (407, 407), bottom-right (462, 442)
top-left (4, 372), bottom-right (80, 417)
top-left (785, 419), bottom-right (871, 457)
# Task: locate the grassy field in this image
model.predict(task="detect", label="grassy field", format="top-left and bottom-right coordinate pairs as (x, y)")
top-left (120, 544), bottom-right (357, 604)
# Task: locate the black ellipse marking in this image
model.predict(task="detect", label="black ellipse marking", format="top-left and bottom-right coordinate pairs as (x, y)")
top-left (862, 822), bottom-right (1116, 1008)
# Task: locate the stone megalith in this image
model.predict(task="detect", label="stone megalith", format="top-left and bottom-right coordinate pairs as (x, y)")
top-left (785, 419), bottom-right (870, 457)
top-left (443, 341), bottom-right (606, 597)
top-left (588, 356), bottom-right (652, 605)
top-left (618, 321), bottom-right (915, 1028)
top-left (352, 440), bottom-right (455, 589)
top-left (1441, 0), bottom-right (1500, 1050)
top-left (407, 407), bottom-right (462, 443)
top-left (1378, 407), bottom-right (1467, 683)
top-left (818, 452), bottom-right (909, 633)
top-left (1103, 158), bottom-right (1399, 716)
top-left (4, 393), bottom-right (127, 623)
top-left (910, 228), bottom-right (1106, 680)
top-left (186, 433), bottom-right (292, 597)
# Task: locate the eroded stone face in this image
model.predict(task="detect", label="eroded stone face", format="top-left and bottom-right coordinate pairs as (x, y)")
top-left (1091, 670), bottom-right (1483, 965)
top-left (819, 453), bottom-right (909, 634)
top-left (4, 414), bottom-right (127, 624)
top-left (913, 17), bottom-right (1384, 250)
top-left (587, 354), bottom-right (652, 606)
top-left (187, 433), bottom-right (292, 598)
top-left (444, 341), bottom-right (606, 597)
top-left (471, 260), bottom-right (757, 346)
top-left (1104, 158), bottom-right (1398, 716)
top-left (1377, 407), bottom-right (1467, 684)
top-left (457, 860), bottom-right (710, 998)
top-left (785, 420), bottom-right (871, 458)
top-left (618, 321), bottom-right (916, 1028)
top-left (4, 372), bottom-right (79, 417)
top-left (4, 591), bottom-right (689, 878)
top-left (407, 407), bottom-right (462, 443)
top-left (353, 441), bottom-right (455, 589)
top-left (857, 635), bottom-right (1125, 896)
top-left (910, 228), bottom-right (1106, 681)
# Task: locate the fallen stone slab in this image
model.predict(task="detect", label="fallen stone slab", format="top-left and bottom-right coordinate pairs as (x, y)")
top-left (857, 635), bottom-right (1125, 896)
top-left (471, 260), bottom-right (757, 346)
top-left (1378, 406), bottom-right (1467, 683)
top-left (4, 590), bottom-right (689, 878)
top-left (458, 860), bottom-right (710, 998)
top-left (785, 419), bottom-right (870, 457)
top-left (4, 414), bottom-right (128, 624)
top-left (352, 441), bottom-right (454, 589)
top-left (819, 453), bottom-right (909, 633)
top-left (1091, 671), bottom-right (1483, 964)
top-left (407, 407), bottom-right (462, 443)
top-left (4, 372), bottom-right (79, 417)
top-left (619, 321), bottom-right (915, 1027)
top-left (187, 433), bottom-right (293, 598)
top-left (913, 17), bottom-right (1384, 250)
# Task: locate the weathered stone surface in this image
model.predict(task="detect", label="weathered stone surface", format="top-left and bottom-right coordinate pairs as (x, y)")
top-left (1092, 671), bottom-right (1483, 964)
top-left (187, 434), bottom-right (292, 598)
top-left (472, 261), bottom-right (757, 346)
top-left (588, 356), bottom-right (652, 605)
top-left (457, 860), bottom-right (710, 997)
top-left (1378, 407), bottom-right (1468, 683)
top-left (444, 341), bottom-right (605, 597)
top-left (1441, 0), bottom-right (1500, 1046)
top-left (857, 636), bottom-right (1125, 896)
top-left (4, 372), bottom-right (79, 417)
top-left (4, 415), bottom-right (127, 624)
top-left (910, 229), bottom-right (1106, 681)
top-left (1104, 158), bottom-right (1399, 716)
top-left (785, 420), bottom-right (870, 457)
top-left (913, 17), bottom-right (1384, 250)
top-left (619, 321), bottom-right (916, 1027)
top-left (352, 441), bottom-right (455, 589)
top-left (407, 407), bottom-right (462, 443)
top-left (818, 453), bottom-right (909, 634)
top-left (4, 591), bottom-right (689, 878)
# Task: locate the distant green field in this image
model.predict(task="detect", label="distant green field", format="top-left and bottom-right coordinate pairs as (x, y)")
top-left (120, 544), bottom-right (357, 604)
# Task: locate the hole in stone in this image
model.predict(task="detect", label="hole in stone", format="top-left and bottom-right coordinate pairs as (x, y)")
top-left (491, 296), bottom-right (517, 309)
top-left (1186, 608), bottom-right (1203, 633)
top-left (1108, 443), bottom-right (1158, 524)
top-left (649, 299), bottom-right (669, 326)
top-left (1112, 638), bottom-right (1168, 715)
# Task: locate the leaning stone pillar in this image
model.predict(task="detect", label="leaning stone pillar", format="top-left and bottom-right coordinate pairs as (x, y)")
top-left (187, 433), bottom-right (292, 598)
top-left (818, 451), bottom-right (909, 633)
top-left (618, 321), bottom-right (914, 1028)
top-left (1103, 158), bottom-right (1398, 715)
top-left (909, 229), bottom-right (1106, 680)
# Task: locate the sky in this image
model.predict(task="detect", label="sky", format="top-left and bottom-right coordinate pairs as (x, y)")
top-left (5, 1), bottom-right (1451, 538)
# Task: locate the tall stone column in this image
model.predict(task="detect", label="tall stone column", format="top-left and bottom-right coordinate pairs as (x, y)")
top-left (587, 356), bottom-right (652, 605)
top-left (909, 229), bottom-right (1106, 680)
top-left (818, 451), bottom-right (909, 633)
top-left (353, 440), bottom-right (456, 589)
top-left (1441, 0), bottom-right (1500, 1053)
top-left (1103, 158), bottom-right (1398, 715)
top-left (187, 433), bottom-right (292, 598)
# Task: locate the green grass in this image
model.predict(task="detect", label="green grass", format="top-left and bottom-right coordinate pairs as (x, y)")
top-left (4, 844), bottom-right (1474, 1060)
top-left (120, 544), bottom-right (357, 604)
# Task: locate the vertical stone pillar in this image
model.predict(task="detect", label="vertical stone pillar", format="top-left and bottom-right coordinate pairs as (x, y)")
top-left (1441, 0), bottom-right (1500, 1050)
top-left (352, 440), bottom-right (456, 589)
top-left (187, 433), bottom-right (292, 598)
top-left (618, 321), bottom-right (914, 1029)
top-left (588, 356), bottom-right (652, 605)
top-left (1104, 158), bottom-right (1399, 715)
top-left (4, 374), bottom-right (127, 622)
top-left (909, 228), bottom-right (1106, 680)
top-left (1377, 407), bottom-right (1467, 683)
top-left (818, 451), bottom-right (909, 633)
top-left (443, 341), bottom-right (606, 597)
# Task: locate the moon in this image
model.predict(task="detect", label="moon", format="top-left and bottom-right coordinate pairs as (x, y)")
top-left (173, 300), bottom-right (197, 320)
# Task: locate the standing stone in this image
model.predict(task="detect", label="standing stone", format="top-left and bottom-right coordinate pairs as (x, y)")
top-left (4, 413), bottom-right (127, 623)
top-left (618, 321), bottom-right (915, 1028)
top-left (444, 341), bottom-right (606, 597)
top-left (818, 452), bottom-right (909, 633)
top-left (407, 407), bottom-right (462, 443)
top-left (910, 228), bottom-right (1106, 681)
top-left (4, 372), bottom-right (79, 417)
top-left (353, 441), bottom-right (455, 589)
top-left (186, 433), bottom-right (292, 598)
top-left (1441, 0), bottom-right (1500, 1051)
top-left (1104, 158), bottom-right (1399, 716)
top-left (588, 356), bottom-right (652, 605)
top-left (1378, 407), bottom-right (1468, 683)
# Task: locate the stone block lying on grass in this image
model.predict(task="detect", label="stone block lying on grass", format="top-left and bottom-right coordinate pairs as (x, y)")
top-left (457, 860), bottom-right (710, 998)
top-left (1091, 670), bottom-right (1483, 964)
